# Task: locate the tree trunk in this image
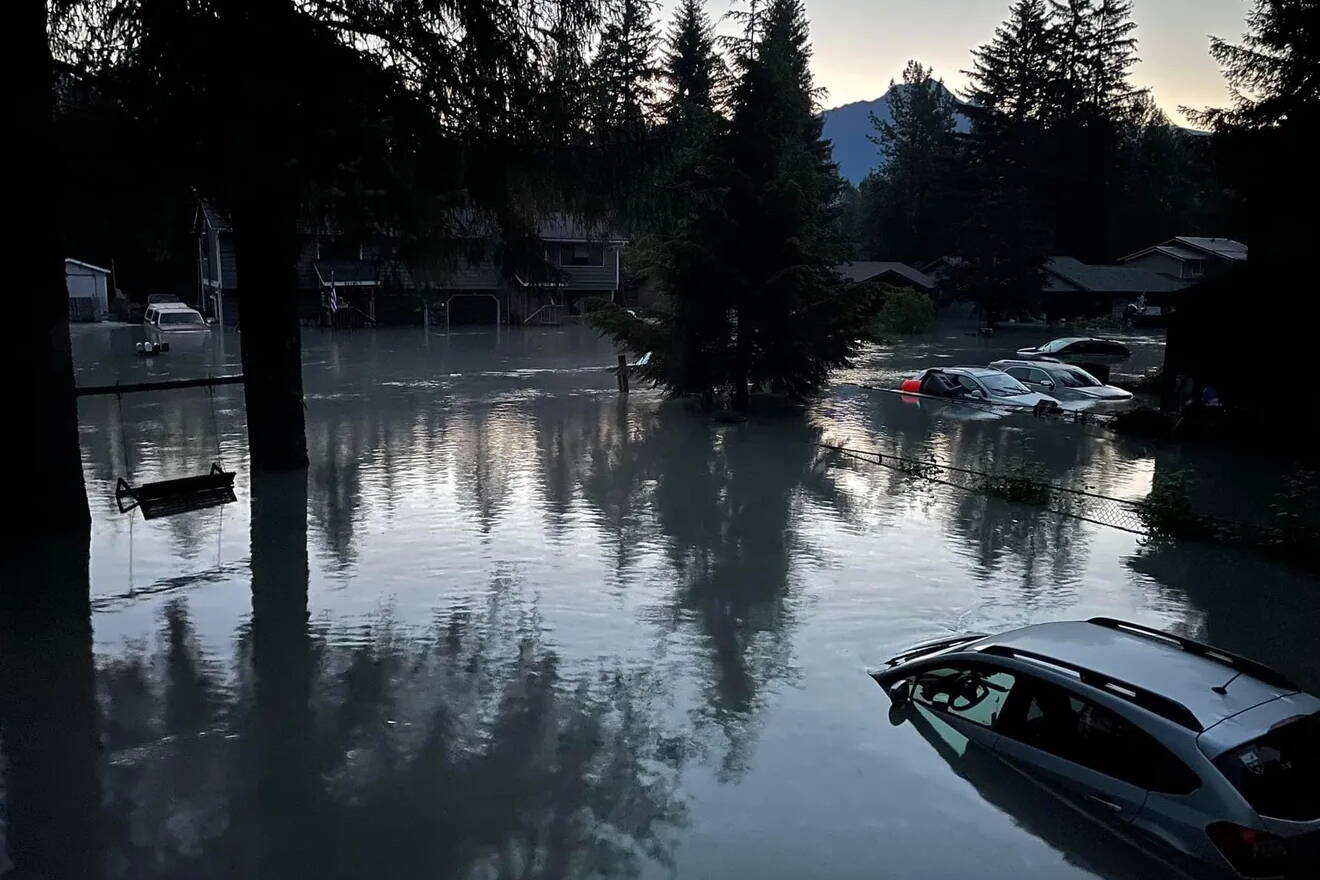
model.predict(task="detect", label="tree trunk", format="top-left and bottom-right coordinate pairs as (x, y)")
top-left (235, 199), bottom-right (309, 472)
top-left (0, 536), bottom-right (103, 878)
top-left (12, 0), bottom-right (90, 535)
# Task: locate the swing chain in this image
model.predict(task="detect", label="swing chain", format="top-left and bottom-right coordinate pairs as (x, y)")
top-left (116, 390), bottom-right (134, 476)
top-left (207, 382), bottom-right (225, 464)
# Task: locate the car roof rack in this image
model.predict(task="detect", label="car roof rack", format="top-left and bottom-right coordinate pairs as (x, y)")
top-left (1086, 618), bottom-right (1297, 691)
top-left (884, 633), bottom-right (987, 668)
top-left (978, 644), bottom-right (1204, 732)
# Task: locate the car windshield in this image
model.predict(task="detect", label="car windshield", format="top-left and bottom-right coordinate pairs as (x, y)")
top-left (1212, 712), bottom-right (1320, 821)
top-left (1055, 368), bottom-right (1102, 388)
top-left (159, 311), bottom-right (204, 326)
top-left (977, 373), bottom-right (1032, 396)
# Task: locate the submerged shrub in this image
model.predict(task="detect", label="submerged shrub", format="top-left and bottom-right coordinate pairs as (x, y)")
top-left (875, 288), bottom-right (937, 335)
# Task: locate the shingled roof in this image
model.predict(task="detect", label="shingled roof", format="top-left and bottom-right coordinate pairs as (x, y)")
top-left (1044, 257), bottom-right (1195, 294)
top-left (836, 261), bottom-right (936, 290)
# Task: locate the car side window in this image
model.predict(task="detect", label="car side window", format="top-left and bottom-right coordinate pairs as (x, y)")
top-left (955, 375), bottom-right (982, 395)
top-left (1028, 369), bottom-right (1051, 385)
top-left (998, 677), bottom-right (1199, 793)
top-left (911, 664), bottom-right (1017, 729)
top-left (1004, 367), bottom-right (1029, 382)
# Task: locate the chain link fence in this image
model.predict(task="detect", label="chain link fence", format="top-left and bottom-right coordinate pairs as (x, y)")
top-left (818, 443), bottom-right (1149, 534)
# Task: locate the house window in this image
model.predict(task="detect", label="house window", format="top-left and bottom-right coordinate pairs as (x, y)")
top-left (1185, 260), bottom-right (1204, 278)
top-left (555, 243), bottom-right (604, 267)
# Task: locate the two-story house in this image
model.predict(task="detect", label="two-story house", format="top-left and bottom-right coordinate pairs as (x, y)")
top-left (196, 203), bottom-right (625, 326)
top-left (1118, 236), bottom-right (1248, 281)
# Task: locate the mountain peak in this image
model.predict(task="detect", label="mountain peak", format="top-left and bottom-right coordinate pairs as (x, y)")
top-left (822, 82), bottom-right (969, 185)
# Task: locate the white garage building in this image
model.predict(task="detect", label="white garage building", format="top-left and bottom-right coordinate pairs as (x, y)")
top-left (66, 258), bottom-right (111, 322)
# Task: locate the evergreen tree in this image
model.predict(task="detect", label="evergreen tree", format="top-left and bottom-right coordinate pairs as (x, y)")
top-left (1034, 1), bottom-right (1140, 258)
top-left (597, 0), bottom-right (874, 410)
top-left (1191, 0), bottom-right (1319, 332)
top-left (717, 0), bottom-right (873, 409)
top-left (659, 0), bottom-right (725, 125)
top-left (1114, 94), bottom-right (1224, 253)
top-left (964, 0), bottom-right (1053, 127)
top-left (1191, 0), bottom-right (1320, 131)
top-left (863, 60), bottom-right (960, 263)
top-left (588, 0), bottom-right (660, 143)
top-left (958, 0), bottom-right (1054, 323)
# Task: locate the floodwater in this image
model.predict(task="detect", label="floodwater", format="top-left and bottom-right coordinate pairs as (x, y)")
top-left (3, 322), bottom-right (1318, 879)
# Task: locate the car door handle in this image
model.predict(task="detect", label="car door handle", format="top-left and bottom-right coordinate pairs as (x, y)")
top-left (1085, 794), bottom-right (1123, 813)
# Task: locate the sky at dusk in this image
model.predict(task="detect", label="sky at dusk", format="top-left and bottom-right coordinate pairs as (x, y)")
top-left (661, 0), bottom-right (1253, 124)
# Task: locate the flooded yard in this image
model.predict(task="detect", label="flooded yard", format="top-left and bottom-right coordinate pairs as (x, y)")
top-left (5, 322), bottom-right (1318, 879)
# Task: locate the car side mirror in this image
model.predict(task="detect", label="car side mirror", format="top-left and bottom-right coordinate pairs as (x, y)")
top-left (1042, 379), bottom-right (1055, 390)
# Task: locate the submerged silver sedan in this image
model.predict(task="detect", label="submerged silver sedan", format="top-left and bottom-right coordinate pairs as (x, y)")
top-left (990, 359), bottom-right (1134, 403)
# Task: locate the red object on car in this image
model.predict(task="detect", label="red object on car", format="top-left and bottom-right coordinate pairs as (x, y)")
top-left (901, 378), bottom-right (922, 394)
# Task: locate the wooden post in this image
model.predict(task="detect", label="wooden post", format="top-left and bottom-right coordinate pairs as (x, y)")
top-left (617, 354), bottom-right (630, 395)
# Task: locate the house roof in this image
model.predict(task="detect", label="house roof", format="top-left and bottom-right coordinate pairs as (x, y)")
top-left (1175, 237), bottom-right (1248, 262)
top-left (65, 258), bottom-right (110, 275)
top-left (535, 214), bottom-right (627, 243)
top-left (1119, 236), bottom-right (1248, 264)
top-left (198, 201), bottom-right (231, 233)
top-left (1044, 257), bottom-right (1195, 294)
top-left (836, 261), bottom-right (935, 290)
top-left (314, 259), bottom-right (378, 286)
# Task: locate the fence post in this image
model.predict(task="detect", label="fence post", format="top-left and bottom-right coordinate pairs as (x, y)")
top-left (617, 354), bottom-right (629, 395)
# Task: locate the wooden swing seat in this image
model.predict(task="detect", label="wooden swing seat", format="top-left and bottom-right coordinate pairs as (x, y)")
top-left (116, 463), bottom-right (236, 520)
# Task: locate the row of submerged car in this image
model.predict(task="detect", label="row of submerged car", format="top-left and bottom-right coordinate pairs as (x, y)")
top-left (900, 337), bottom-right (1136, 410)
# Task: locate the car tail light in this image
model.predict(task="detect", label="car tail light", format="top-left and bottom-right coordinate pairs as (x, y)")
top-left (901, 378), bottom-right (921, 394)
top-left (1206, 822), bottom-right (1287, 877)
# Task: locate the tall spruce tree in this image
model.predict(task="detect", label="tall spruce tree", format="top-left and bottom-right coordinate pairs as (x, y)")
top-left (957, 0), bottom-right (1054, 324)
top-left (1041, 0), bottom-right (1141, 258)
top-left (660, 0), bottom-right (724, 125)
top-left (863, 60), bottom-right (960, 263)
top-left (588, 0), bottom-right (660, 143)
top-left (592, 0), bottom-right (729, 396)
top-left (964, 0), bottom-right (1053, 127)
top-left (718, 0), bottom-right (872, 409)
top-left (596, 0), bottom-right (873, 410)
top-left (1192, 0), bottom-right (1320, 131)
top-left (1191, 0), bottom-right (1319, 331)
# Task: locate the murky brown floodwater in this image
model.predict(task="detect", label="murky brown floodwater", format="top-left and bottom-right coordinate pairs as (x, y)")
top-left (2, 321), bottom-right (1317, 879)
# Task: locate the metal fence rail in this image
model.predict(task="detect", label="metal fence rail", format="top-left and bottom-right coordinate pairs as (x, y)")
top-left (817, 442), bottom-right (1149, 535)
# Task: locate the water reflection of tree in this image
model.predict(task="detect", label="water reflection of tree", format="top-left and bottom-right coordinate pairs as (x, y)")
top-left (1128, 542), bottom-right (1320, 693)
top-left (821, 392), bottom-right (1152, 587)
top-left (577, 404), bottom-right (826, 780)
top-left (82, 473), bottom-right (687, 879)
top-left (0, 538), bottom-right (103, 879)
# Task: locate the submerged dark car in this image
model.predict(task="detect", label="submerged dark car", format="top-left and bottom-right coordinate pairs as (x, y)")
top-left (1016, 337), bottom-right (1132, 366)
top-left (990, 359), bottom-right (1133, 403)
top-left (900, 367), bottom-right (1061, 409)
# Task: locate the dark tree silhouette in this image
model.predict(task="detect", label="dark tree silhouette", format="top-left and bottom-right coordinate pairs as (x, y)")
top-left (16, 0), bottom-right (90, 534)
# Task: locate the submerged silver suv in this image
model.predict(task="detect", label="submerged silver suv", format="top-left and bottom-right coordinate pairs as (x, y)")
top-left (873, 618), bottom-right (1319, 878)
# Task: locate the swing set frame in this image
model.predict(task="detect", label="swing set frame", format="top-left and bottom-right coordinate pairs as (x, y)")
top-left (78, 374), bottom-right (245, 520)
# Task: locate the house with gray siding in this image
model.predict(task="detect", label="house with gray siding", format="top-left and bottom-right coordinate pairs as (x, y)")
top-left (1042, 256), bottom-right (1196, 320)
top-left (1118, 236), bottom-right (1247, 281)
top-left (196, 202), bottom-right (624, 325)
top-left (65, 258), bottom-right (111, 322)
